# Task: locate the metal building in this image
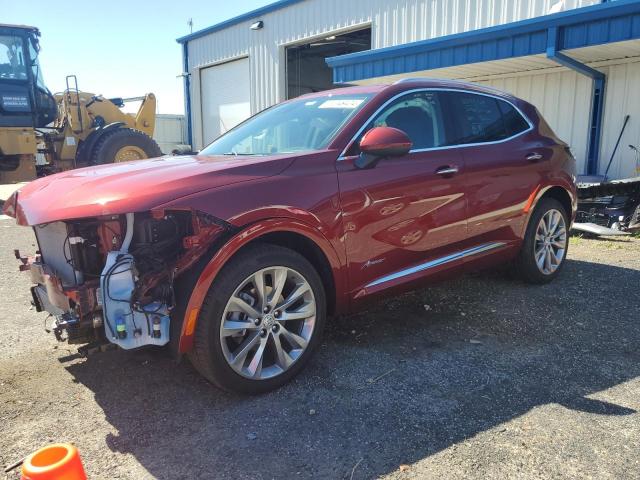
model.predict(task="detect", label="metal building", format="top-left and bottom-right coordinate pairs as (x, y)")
top-left (153, 114), bottom-right (190, 154)
top-left (178, 0), bottom-right (640, 179)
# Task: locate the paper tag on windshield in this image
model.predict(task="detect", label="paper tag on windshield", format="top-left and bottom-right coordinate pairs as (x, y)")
top-left (318, 99), bottom-right (363, 109)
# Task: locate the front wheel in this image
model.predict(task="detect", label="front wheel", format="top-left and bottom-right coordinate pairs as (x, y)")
top-left (515, 197), bottom-right (569, 284)
top-left (188, 244), bottom-right (326, 394)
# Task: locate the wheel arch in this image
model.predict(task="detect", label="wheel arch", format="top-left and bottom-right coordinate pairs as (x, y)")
top-left (175, 218), bottom-right (346, 354)
top-left (521, 183), bottom-right (576, 238)
top-left (541, 186), bottom-right (574, 221)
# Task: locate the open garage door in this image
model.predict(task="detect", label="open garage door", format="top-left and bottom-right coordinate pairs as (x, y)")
top-left (286, 28), bottom-right (371, 99)
top-left (200, 58), bottom-right (251, 146)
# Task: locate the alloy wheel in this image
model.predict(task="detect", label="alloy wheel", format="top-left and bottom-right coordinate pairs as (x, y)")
top-left (534, 209), bottom-right (567, 275)
top-left (219, 266), bottom-right (316, 380)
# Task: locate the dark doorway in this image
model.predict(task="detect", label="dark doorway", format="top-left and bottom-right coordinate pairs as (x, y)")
top-left (286, 28), bottom-right (371, 99)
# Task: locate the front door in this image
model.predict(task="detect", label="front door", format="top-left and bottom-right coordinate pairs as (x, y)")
top-left (336, 90), bottom-right (467, 297)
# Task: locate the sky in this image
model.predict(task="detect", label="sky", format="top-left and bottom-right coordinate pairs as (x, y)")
top-left (2, 0), bottom-right (273, 114)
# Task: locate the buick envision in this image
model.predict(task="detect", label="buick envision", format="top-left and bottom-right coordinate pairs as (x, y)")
top-left (3, 79), bottom-right (576, 393)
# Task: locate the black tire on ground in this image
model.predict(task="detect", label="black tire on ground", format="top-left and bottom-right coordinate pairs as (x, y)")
top-left (515, 197), bottom-right (569, 284)
top-left (188, 244), bottom-right (327, 394)
top-left (74, 138), bottom-right (93, 167)
top-left (89, 128), bottom-right (162, 165)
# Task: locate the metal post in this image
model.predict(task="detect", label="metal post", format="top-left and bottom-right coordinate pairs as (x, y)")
top-left (182, 42), bottom-right (193, 149)
top-left (546, 26), bottom-right (606, 175)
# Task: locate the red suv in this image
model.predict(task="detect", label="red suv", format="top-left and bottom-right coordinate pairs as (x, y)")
top-left (4, 79), bottom-right (576, 393)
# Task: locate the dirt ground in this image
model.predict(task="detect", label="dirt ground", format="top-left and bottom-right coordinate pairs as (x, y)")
top-left (1, 219), bottom-right (639, 479)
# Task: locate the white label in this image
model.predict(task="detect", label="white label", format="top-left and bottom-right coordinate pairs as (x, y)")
top-left (2, 95), bottom-right (29, 108)
top-left (65, 137), bottom-right (76, 146)
top-left (318, 99), bottom-right (364, 109)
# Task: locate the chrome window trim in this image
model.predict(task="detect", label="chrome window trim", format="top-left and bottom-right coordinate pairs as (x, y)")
top-left (337, 87), bottom-right (534, 161)
top-left (364, 242), bottom-right (505, 289)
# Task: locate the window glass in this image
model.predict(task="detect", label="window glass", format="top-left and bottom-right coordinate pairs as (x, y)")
top-left (28, 37), bottom-right (47, 90)
top-left (446, 92), bottom-right (507, 144)
top-left (201, 93), bottom-right (372, 156)
top-left (498, 100), bottom-right (530, 137)
top-left (444, 92), bottom-right (530, 145)
top-left (0, 35), bottom-right (27, 80)
top-left (348, 91), bottom-right (445, 155)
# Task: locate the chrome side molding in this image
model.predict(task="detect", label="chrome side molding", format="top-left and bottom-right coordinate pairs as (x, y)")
top-left (365, 242), bottom-right (505, 288)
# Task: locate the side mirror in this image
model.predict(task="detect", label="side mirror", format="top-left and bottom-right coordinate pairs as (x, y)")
top-left (355, 126), bottom-right (412, 169)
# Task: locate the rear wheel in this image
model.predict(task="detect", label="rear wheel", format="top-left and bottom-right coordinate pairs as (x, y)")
top-left (89, 128), bottom-right (162, 165)
top-left (515, 197), bottom-right (569, 284)
top-left (188, 244), bottom-right (326, 394)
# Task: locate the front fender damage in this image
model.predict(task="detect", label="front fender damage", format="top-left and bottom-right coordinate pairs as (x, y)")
top-left (15, 209), bottom-right (235, 355)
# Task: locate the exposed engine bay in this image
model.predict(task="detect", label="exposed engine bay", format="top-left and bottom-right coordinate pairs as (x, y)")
top-left (15, 210), bottom-right (228, 352)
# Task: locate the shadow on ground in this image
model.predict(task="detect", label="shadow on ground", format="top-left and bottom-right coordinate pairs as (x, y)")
top-left (64, 258), bottom-right (640, 479)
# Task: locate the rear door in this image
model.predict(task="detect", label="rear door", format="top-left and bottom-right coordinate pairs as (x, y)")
top-left (441, 91), bottom-right (544, 245)
top-left (336, 90), bottom-right (467, 296)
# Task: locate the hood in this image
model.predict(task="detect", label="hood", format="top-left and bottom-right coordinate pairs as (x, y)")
top-left (10, 154), bottom-right (294, 226)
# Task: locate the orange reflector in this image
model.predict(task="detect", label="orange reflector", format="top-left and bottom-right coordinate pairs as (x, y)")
top-left (523, 185), bottom-right (541, 213)
top-left (184, 307), bottom-right (200, 336)
top-left (21, 443), bottom-right (87, 480)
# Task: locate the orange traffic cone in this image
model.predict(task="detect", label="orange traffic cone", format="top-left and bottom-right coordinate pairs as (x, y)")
top-left (21, 443), bottom-right (87, 480)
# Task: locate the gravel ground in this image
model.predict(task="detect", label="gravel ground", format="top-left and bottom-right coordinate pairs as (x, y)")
top-left (1, 219), bottom-right (639, 479)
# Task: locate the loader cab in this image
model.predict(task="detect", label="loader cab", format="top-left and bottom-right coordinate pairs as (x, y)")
top-left (0, 24), bottom-right (56, 129)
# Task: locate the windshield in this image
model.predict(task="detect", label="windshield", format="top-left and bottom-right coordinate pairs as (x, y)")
top-left (201, 93), bottom-right (372, 156)
top-left (27, 36), bottom-right (47, 89)
top-left (0, 35), bottom-right (27, 80)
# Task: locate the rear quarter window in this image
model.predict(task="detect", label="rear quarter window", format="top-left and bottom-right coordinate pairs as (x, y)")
top-left (498, 100), bottom-right (531, 137)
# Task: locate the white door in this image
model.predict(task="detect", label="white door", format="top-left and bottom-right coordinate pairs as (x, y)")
top-left (200, 58), bottom-right (251, 146)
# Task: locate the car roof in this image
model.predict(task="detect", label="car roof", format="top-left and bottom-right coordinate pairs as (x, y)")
top-left (298, 78), bottom-right (517, 102)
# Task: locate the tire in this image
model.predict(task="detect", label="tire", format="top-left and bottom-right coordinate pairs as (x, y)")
top-left (188, 244), bottom-right (327, 394)
top-left (89, 128), bottom-right (162, 165)
top-left (515, 197), bottom-right (569, 284)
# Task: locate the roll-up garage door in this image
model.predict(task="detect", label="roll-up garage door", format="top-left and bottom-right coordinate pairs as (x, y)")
top-left (200, 57), bottom-right (251, 146)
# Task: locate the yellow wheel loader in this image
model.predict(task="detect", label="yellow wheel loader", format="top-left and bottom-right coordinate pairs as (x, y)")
top-left (0, 24), bottom-right (161, 183)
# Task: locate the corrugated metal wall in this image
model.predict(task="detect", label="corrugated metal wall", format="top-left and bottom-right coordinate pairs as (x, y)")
top-left (477, 58), bottom-right (640, 177)
top-left (598, 60), bottom-right (640, 179)
top-left (478, 70), bottom-right (593, 168)
top-left (187, 0), bottom-right (600, 148)
top-left (154, 114), bottom-right (188, 154)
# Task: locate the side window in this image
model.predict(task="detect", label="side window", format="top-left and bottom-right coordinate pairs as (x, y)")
top-left (498, 100), bottom-right (530, 137)
top-left (346, 91), bottom-right (445, 155)
top-left (446, 92), bottom-right (507, 144)
top-left (444, 92), bottom-right (530, 145)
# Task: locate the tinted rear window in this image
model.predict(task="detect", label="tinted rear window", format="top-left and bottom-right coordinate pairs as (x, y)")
top-left (498, 100), bottom-right (530, 137)
top-left (444, 92), bottom-right (529, 145)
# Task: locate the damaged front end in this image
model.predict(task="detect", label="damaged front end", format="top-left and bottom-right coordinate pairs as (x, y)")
top-left (12, 208), bottom-right (228, 353)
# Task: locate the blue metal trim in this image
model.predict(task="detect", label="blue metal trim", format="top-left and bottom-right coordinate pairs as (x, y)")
top-left (365, 242), bottom-right (505, 289)
top-left (546, 26), bottom-right (605, 175)
top-left (326, 0), bottom-right (640, 84)
top-left (176, 0), bottom-right (307, 44)
top-left (182, 42), bottom-right (193, 149)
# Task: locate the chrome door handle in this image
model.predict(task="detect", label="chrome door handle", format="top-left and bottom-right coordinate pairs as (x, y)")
top-left (435, 166), bottom-right (459, 175)
top-left (526, 152), bottom-right (543, 161)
